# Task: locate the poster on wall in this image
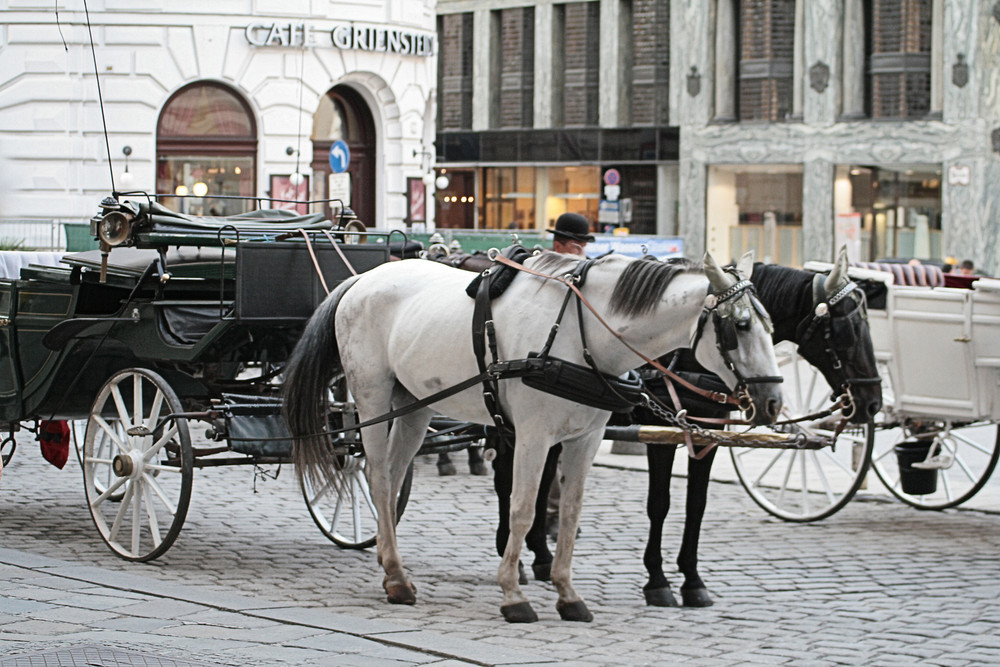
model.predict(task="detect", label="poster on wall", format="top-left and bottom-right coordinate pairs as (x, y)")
top-left (407, 177), bottom-right (426, 225)
top-left (269, 175), bottom-right (309, 214)
top-left (835, 213), bottom-right (862, 262)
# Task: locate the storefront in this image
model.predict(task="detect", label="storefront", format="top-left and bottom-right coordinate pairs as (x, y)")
top-left (0, 5), bottom-right (437, 231)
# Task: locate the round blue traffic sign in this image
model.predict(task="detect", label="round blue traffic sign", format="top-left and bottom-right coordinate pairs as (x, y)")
top-left (603, 168), bottom-right (621, 186)
top-left (329, 140), bottom-right (351, 174)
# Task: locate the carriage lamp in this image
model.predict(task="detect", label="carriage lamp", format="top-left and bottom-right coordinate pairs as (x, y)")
top-left (94, 209), bottom-right (134, 283)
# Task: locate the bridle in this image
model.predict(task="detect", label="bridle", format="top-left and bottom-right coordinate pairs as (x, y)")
top-left (689, 272), bottom-right (784, 414)
top-left (795, 275), bottom-right (880, 419)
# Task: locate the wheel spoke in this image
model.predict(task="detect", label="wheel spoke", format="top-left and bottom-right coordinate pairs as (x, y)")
top-left (109, 481), bottom-right (135, 541)
top-left (143, 473), bottom-right (178, 515)
top-left (143, 424), bottom-right (178, 463)
top-left (131, 482), bottom-right (142, 556)
top-left (142, 475), bottom-right (162, 548)
top-left (93, 415), bottom-right (128, 455)
top-left (90, 474), bottom-right (128, 507)
top-left (110, 384), bottom-right (131, 428)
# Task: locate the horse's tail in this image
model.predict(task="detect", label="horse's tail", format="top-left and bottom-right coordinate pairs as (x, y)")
top-left (283, 274), bottom-right (362, 490)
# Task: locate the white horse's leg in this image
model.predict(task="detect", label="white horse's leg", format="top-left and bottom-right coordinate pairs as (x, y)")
top-left (369, 399), bottom-right (432, 605)
top-left (499, 436), bottom-right (550, 623)
top-left (549, 431), bottom-right (603, 622)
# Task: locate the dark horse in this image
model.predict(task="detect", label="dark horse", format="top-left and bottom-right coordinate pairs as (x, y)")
top-left (492, 248), bottom-right (883, 605)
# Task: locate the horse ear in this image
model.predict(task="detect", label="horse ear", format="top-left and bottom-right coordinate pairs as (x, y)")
top-left (703, 251), bottom-right (731, 291)
top-left (825, 245), bottom-right (849, 294)
top-left (736, 251), bottom-right (754, 278)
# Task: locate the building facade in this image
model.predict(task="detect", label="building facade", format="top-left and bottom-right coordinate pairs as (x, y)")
top-left (0, 0), bottom-right (437, 232)
top-left (435, 0), bottom-right (1000, 273)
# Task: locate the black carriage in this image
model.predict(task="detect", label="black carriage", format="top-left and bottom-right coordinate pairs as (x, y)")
top-left (0, 198), bottom-right (493, 560)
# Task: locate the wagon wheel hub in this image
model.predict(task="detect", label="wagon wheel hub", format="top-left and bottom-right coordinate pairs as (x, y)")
top-left (112, 450), bottom-right (144, 479)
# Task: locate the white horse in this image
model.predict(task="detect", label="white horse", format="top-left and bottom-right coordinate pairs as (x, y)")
top-left (284, 250), bottom-right (782, 623)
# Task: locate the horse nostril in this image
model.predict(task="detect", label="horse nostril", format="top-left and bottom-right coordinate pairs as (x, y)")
top-left (767, 398), bottom-right (781, 420)
top-left (868, 401), bottom-right (881, 418)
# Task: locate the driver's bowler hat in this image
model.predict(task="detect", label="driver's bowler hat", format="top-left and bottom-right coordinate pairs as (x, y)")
top-left (547, 212), bottom-right (595, 242)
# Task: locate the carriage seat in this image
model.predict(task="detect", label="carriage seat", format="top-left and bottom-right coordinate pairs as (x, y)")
top-left (850, 261), bottom-right (945, 287)
top-left (0, 251), bottom-right (66, 280)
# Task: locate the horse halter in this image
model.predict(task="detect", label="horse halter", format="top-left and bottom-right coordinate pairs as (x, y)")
top-left (796, 275), bottom-right (880, 419)
top-left (691, 273), bottom-right (782, 415)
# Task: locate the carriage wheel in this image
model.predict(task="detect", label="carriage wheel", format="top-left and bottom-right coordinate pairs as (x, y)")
top-left (730, 341), bottom-right (873, 522)
top-left (1, 435), bottom-right (15, 468)
top-left (302, 457), bottom-right (413, 549)
top-left (82, 368), bottom-right (193, 561)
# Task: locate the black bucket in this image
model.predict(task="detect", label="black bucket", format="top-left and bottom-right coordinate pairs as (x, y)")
top-left (894, 441), bottom-right (938, 495)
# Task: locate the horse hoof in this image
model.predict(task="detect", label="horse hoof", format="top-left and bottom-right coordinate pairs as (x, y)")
top-left (681, 587), bottom-right (714, 607)
top-left (644, 586), bottom-right (680, 607)
top-left (556, 600), bottom-right (593, 622)
top-left (518, 561), bottom-right (528, 585)
top-left (531, 561), bottom-right (551, 582)
top-left (437, 462), bottom-right (457, 476)
top-left (469, 461), bottom-right (488, 476)
top-left (501, 601), bottom-right (538, 623)
top-left (386, 585), bottom-right (417, 605)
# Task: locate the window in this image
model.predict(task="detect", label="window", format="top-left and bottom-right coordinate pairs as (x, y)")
top-left (630, 0), bottom-right (670, 126)
top-left (495, 7), bottom-right (535, 128)
top-left (437, 13), bottom-right (475, 130)
top-left (738, 0), bottom-right (795, 122)
top-left (867, 0), bottom-right (932, 119)
top-left (707, 165), bottom-right (803, 266)
top-left (559, 2), bottom-right (600, 127)
top-left (156, 82), bottom-right (257, 215)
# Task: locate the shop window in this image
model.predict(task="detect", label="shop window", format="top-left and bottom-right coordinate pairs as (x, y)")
top-left (438, 13), bottom-right (474, 131)
top-left (836, 165), bottom-right (941, 261)
top-left (483, 166), bottom-right (537, 231)
top-left (156, 82), bottom-right (257, 215)
top-left (867, 0), bottom-right (932, 119)
top-left (707, 166), bottom-right (803, 266)
top-left (738, 0), bottom-right (795, 122)
top-left (545, 166), bottom-right (600, 231)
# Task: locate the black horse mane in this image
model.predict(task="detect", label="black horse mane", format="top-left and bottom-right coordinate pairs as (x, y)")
top-left (749, 263), bottom-right (816, 337)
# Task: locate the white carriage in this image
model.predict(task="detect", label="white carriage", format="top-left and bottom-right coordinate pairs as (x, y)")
top-left (731, 262), bottom-right (1000, 520)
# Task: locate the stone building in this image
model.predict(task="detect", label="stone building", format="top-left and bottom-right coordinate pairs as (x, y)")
top-left (0, 1), bottom-right (437, 233)
top-left (435, 0), bottom-right (1000, 272)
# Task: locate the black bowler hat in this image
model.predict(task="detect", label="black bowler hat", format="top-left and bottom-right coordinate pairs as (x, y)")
top-left (547, 212), bottom-right (595, 242)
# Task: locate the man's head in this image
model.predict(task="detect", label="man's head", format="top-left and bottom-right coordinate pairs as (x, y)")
top-left (959, 259), bottom-right (975, 276)
top-left (548, 212), bottom-right (593, 257)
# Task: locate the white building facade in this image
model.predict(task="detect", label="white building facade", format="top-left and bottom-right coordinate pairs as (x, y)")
top-left (0, 0), bottom-right (438, 236)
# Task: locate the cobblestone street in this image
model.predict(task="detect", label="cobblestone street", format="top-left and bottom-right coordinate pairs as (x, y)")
top-left (2, 435), bottom-right (999, 665)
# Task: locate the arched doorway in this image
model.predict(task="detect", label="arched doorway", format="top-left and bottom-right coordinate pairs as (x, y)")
top-left (156, 82), bottom-right (257, 215)
top-left (312, 85), bottom-right (376, 224)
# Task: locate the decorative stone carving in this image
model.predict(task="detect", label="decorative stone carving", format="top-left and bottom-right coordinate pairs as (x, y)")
top-left (952, 53), bottom-right (968, 88)
top-left (809, 61), bottom-right (830, 93)
top-left (687, 66), bottom-right (701, 97)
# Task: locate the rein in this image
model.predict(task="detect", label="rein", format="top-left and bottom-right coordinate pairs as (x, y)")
top-left (491, 254), bottom-right (774, 408)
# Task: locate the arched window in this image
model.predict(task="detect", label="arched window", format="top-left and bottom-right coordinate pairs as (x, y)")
top-left (156, 82), bottom-right (257, 215)
top-left (311, 86), bottom-right (376, 224)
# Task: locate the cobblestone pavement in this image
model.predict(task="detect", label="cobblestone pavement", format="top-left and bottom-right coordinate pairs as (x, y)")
top-left (2, 433), bottom-right (999, 666)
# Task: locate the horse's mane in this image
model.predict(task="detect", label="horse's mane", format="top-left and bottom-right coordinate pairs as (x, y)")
top-left (609, 256), bottom-right (699, 317)
top-left (749, 263), bottom-right (813, 318)
top-left (527, 253), bottom-right (699, 318)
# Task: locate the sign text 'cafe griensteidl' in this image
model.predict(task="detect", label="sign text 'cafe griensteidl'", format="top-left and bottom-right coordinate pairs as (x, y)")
top-left (244, 22), bottom-right (435, 57)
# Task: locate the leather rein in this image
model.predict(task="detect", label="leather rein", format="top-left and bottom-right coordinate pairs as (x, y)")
top-left (490, 253), bottom-right (782, 415)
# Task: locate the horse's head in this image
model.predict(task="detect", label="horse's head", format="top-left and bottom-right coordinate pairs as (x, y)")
top-left (795, 247), bottom-right (882, 424)
top-left (696, 251), bottom-right (783, 425)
